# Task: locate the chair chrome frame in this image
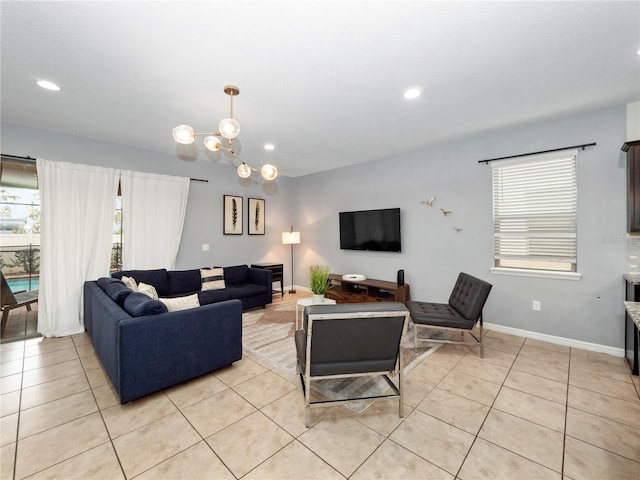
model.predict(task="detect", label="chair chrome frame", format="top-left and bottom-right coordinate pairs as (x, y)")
top-left (412, 313), bottom-right (484, 357)
top-left (296, 306), bottom-right (410, 428)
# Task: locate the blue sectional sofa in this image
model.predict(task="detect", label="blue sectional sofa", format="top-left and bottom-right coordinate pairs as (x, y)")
top-left (111, 264), bottom-right (273, 311)
top-left (83, 264), bottom-right (272, 403)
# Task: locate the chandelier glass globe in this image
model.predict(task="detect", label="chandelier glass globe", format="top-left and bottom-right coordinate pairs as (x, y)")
top-left (172, 125), bottom-right (196, 144)
top-left (218, 118), bottom-right (240, 140)
top-left (237, 163), bottom-right (252, 178)
top-left (203, 136), bottom-right (221, 151)
top-left (261, 164), bottom-right (278, 181)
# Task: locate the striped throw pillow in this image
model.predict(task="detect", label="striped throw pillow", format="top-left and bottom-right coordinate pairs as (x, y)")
top-left (201, 267), bottom-right (225, 291)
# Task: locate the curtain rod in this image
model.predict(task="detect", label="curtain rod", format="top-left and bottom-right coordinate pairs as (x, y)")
top-left (1, 153), bottom-right (36, 163)
top-left (478, 142), bottom-right (596, 164)
top-left (1, 153), bottom-right (208, 182)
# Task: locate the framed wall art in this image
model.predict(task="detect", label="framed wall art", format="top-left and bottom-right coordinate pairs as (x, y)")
top-left (223, 195), bottom-right (243, 235)
top-left (248, 198), bottom-right (265, 235)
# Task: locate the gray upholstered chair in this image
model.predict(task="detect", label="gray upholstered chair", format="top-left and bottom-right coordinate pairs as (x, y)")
top-left (294, 302), bottom-right (410, 427)
top-left (406, 272), bottom-right (492, 357)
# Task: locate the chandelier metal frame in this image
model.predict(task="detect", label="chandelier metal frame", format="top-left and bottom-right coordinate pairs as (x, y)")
top-left (172, 85), bottom-right (278, 181)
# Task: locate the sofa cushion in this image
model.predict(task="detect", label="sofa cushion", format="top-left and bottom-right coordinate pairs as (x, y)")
top-left (201, 268), bottom-right (226, 291)
top-left (123, 292), bottom-right (168, 317)
top-left (167, 269), bottom-right (201, 296)
top-left (224, 283), bottom-right (269, 298)
top-left (159, 293), bottom-right (200, 312)
top-left (97, 278), bottom-right (133, 307)
top-left (223, 265), bottom-right (249, 286)
top-left (112, 269), bottom-right (169, 297)
top-left (198, 288), bottom-right (233, 305)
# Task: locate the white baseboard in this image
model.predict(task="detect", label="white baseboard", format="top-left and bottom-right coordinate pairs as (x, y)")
top-left (283, 285), bottom-right (309, 293)
top-left (484, 322), bottom-right (625, 358)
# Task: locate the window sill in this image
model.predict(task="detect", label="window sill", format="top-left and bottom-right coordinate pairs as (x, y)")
top-left (490, 267), bottom-right (582, 281)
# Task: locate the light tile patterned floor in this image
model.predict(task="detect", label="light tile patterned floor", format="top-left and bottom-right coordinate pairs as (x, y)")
top-left (1, 298), bottom-right (640, 479)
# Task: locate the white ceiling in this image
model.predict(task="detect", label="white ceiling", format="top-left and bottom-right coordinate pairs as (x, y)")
top-left (2, 1), bottom-right (639, 177)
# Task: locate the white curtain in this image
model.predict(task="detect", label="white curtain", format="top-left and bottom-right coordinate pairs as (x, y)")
top-left (120, 170), bottom-right (189, 270)
top-left (37, 160), bottom-right (119, 337)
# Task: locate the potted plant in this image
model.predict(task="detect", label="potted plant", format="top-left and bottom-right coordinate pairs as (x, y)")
top-left (307, 265), bottom-right (331, 303)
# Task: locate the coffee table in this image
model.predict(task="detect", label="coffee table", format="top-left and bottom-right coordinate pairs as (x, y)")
top-left (296, 297), bottom-right (337, 330)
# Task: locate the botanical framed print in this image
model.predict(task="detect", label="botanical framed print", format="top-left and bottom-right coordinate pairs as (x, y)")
top-left (223, 195), bottom-right (243, 235)
top-left (248, 198), bottom-right (265, 235)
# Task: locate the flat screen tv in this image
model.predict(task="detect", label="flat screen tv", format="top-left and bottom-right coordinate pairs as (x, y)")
top-left (339, 208), bottom-right (401, 252)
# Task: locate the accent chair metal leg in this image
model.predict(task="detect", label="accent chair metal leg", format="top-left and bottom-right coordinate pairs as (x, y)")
top-left (304, 377), bottom-right (311, 428)
top-left (399, 357), bottom-right (404, 418)
top-left (479, 314), bottom-right (484, 358)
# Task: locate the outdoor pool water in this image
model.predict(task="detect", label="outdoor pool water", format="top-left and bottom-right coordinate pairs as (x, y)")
top-left (7, 277), bottom-right (39, 293)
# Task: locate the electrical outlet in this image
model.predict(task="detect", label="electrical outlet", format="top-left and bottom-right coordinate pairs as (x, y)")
top-left (202, 244), bottom-right (209, 252)
top-left (532, 300), bottom-right (541, 311)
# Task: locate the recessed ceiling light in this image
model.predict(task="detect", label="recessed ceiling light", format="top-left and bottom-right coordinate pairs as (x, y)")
top-left (36, 79), bottom-right (61, 91)
top-left (403, 88), bottom-right (421, 100)
top-left (637, 48), bottom-right (640, 56)
top-left (264, 143), bottom-right (275, 151)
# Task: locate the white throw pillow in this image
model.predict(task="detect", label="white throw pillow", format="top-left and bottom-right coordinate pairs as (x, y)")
top-left (137, 282), bottom-right (159, 300)
top-left (159, 294), bottom-right (200, 312)
top-left (121, 275), bottom-right (138, 291)
top-left (201, 267), bottom-right (225, 291)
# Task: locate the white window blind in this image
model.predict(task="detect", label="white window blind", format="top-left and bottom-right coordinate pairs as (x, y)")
top-left (492, 150), bottom-right (577, 272)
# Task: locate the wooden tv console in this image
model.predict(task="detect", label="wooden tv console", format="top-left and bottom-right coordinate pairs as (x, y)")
top-left (326, 274), bottom-right (410, 304)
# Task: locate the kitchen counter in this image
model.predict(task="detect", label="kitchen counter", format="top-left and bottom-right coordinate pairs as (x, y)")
top-left (624, 275), bottom-right (640, 375)
top-left (624, 301), bottom-right (640, 330)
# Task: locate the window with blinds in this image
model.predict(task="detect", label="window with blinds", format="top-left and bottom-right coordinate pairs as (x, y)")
top-left (492, 150), bottom-right (577, 272)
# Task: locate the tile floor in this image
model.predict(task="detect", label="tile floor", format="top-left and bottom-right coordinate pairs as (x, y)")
top-left (1, 303), bottom-right (640, 479)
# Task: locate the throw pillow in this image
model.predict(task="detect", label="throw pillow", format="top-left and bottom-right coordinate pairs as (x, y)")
top-left (121, 275), bottom-right (138, 291)
top-left (201, 268), bottom-right (225, 291)
top-left (137, 282), bottom-right (159, 300)
top-left (159, 294), bottom-right (200, 312)
top-left (123, 292), bottom-right (168, 317)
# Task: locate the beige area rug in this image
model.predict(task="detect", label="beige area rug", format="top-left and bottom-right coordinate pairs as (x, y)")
top-left (242, 298), bottom-right (442, 412)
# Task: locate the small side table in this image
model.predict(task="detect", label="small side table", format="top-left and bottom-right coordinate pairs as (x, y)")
top-left (296, 297), bottom-right (337, 330)
top-left (251, 263), bottom-right (284, 297)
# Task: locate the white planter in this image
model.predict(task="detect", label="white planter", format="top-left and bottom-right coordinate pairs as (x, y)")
top-left (312, 294), bottom-right (325, 304)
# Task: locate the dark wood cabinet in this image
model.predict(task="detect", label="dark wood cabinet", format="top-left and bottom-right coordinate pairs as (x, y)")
top-left (623, 140), bottom-right (640, 233)
top-left (251, 263), bottom-right (284, 297)
top-left (326, 274), bottom-right (410, 304)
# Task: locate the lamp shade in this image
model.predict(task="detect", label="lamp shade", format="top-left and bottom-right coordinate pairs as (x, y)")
top-left (282, 231), bottom-right (300, 245)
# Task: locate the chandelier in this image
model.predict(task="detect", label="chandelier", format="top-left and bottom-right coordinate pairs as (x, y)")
top-left (172, 85), bottom-right (278, 181)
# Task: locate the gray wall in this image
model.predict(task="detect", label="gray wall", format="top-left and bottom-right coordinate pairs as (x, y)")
top-left (1, 122), bottom-right (296, 271)
top-left (1, 104), bottom-right (629, 348)
top-left (292, 105), bottom-right (628, 348)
